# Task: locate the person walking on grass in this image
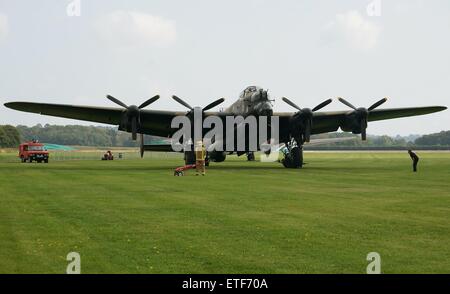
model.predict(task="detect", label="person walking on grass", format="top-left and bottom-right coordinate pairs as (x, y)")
top-left (408, 150), bottom-right (419, 172)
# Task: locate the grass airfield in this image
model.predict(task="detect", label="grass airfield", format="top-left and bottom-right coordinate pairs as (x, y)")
top-left (0, 151), bottom-right (449, 273)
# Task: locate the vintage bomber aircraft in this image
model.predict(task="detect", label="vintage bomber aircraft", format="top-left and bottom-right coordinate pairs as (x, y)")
top-left (4, 86), bottom-right (447, 168)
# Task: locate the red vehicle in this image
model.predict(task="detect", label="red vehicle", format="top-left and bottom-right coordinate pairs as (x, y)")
top-left (19, 141), bottom-right (49, 163)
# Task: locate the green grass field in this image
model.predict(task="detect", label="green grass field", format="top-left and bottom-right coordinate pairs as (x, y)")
top-left (0, 151), bottom-right (449, 273)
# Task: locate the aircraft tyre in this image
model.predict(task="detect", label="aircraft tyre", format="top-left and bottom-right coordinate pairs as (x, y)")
top-left (282, 146), bottom-right (303, 168)
top-left (291, 146), bottom-right (301, 168)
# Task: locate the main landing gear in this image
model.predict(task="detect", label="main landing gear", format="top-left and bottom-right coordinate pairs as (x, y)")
top-left (280, 140), bottom-right (304, 169)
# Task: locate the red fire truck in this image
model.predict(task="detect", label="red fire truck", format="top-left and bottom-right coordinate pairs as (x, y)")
top-left (19, 140), bottom-right (49, 163)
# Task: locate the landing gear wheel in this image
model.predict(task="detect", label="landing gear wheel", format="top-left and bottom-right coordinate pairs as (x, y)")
top-left (247, 152), bottom-right (255, 161)
top-left (291, 146), bottom-right (304, 168)
top-left (280, 141), bottom-right (304, 168)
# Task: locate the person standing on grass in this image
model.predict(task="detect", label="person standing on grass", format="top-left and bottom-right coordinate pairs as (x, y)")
top-left (195, 140), bottom-right (206, 176)
top-left (408, 150), bottom-right (419, 172)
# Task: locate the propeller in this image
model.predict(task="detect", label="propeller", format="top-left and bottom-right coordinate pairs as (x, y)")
top-left (282, 97), bottom-right (333, 143)
top-left (337, 97), bottom-right (388, 140)
top-left (172, 95), bottom-right (225, 112)
top-left (171, 95), bottom-right (225, 149)
top-left (107, 94), bottom-right (160, 140)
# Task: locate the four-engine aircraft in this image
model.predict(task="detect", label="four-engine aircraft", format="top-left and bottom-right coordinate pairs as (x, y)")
top-left (4, 86), bottom-right (447, 168)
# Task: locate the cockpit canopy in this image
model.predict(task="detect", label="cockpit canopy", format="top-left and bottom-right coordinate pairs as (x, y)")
top-left (240, 86), bottom-right (261, 98)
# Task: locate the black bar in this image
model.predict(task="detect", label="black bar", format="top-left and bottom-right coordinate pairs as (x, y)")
top-left (0, 274), bottom-right (449, 292)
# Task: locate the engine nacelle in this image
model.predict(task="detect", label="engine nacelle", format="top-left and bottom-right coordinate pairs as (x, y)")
top-left (340, 113), bottom-right (363, 134)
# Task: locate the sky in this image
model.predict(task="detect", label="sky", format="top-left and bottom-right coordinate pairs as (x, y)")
top-left (0, 0), bottom-right (448, 135)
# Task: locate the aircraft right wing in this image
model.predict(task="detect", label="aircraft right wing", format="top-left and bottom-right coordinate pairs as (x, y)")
top-left (367, 106), bottom-right (447, 122)
top-left (274, 106), bottom-right (447, 136)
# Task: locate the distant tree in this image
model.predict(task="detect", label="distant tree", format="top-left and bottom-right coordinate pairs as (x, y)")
top-left (0, 127), bottom-right (7, 147)
top-left (0, 125), bottom-right (21, 147)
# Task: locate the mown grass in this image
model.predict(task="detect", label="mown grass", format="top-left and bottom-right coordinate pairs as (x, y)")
top-left (0, 152), bottom-right (449, 273)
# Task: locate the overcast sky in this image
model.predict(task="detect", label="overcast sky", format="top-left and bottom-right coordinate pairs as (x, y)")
top-left (0, 0), bottom-right (448, 135)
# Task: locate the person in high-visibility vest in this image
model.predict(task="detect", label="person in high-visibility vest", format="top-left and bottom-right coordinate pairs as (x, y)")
top-left (195, 141), bottom-right (206, 176)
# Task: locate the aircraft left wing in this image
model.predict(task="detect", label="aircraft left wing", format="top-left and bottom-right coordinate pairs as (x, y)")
top-left (4, 102), bottom-right (124, 125)
top-left (3, 102), bottom-right (182, 137)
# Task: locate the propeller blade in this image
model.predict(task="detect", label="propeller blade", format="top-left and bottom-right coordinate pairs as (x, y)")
top-left (203, 98), bottom-right (225, 111)
top-left (107, 95), bottom-right (129, 109)
top-left (172, 95), bottom-right (193, 110)
top-left (338, 97), bottom-right (357, 110)
top-left (282, 97), bottom-right (302, 111)
top-left (140, 133), bottom-right (144, 158)
top-left (139, 95), bottom-right (160, 109)
top-left (131, 117), bottom-right (137, 140)
top-left (368, 97), bottom-right (388, 111)
top-left (312, 98), bottom-right (333, 112)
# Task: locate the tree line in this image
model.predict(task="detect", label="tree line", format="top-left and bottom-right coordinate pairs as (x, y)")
top-left (414, 131), bottom-right (450, 146)
top-left (0, 124), bottom-right (449, 148)
top-left (319, 131), bottom-right (450, 147)
top-left (16, 124), bottom-right (140, 147)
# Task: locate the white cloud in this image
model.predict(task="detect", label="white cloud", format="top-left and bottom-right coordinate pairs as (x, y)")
top-left (323, 10), bottom-right (381, 50)
top-left (94, 11), bottom-right (176, 47)
top-left (0, 13), bottom-right (9, 42)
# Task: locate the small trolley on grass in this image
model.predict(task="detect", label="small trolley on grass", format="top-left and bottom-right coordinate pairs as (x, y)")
top-left (173, 164), bottom-right (196, 176)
